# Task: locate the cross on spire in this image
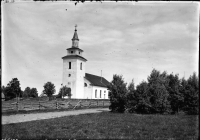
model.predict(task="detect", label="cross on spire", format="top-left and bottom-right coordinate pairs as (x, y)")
top-left (75, 24), bottom-right (77, 31)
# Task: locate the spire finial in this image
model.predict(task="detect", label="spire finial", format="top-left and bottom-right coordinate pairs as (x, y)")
top-left (75, 24), bottom-right (77, 31)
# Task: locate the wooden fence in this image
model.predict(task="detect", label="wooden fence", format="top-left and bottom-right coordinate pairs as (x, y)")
top-left (2, 98), bottom-right (110, 112)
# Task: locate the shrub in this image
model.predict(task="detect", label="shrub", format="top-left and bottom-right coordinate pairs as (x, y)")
top-left (57, 86), bottom-right (71, 99)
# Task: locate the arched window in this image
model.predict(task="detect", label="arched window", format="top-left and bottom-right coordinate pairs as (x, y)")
top-left (68, 74), bottom-right (71, 77)
top-left (71, 51), bottom-right (73, 54)
top-left (80, 63), bottom-right (82, 70)
top-left (84, 83), bottom-right (87, 87)
top-left (95, 89), bottom-right (97, 98)
top-left (100, 90), bottom-right (102, 98)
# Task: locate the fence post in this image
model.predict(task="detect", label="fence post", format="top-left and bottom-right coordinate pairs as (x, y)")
top-left (79, 100), bottom-right (81, 108)
top-left (39, 101), bottom-right (40, 110)
top-left (16, 101), bottom-right (19, 112)
top-left (56, 101), bottom-right (58, 109)
top-left (16, 96), bottom-right (19, 112)
top-left (97, 100), bottom-right (98, 107)
top-left (89, 100), bottom-right (91, 108)
top-left (103, 100), bottom-right (104, 107)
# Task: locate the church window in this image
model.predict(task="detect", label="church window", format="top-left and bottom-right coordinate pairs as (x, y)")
top-left (95, 89), bottom-right (97, 98)
top-left (80, 63), bottom-right (82, 70)
top-left (71, 51), bottom-right (73, 54)
top-left (69, 74), bottom-right (71, 77)
top-left (79, 52), bottom-right (80, 54)
top-left (84, 83), bottom-right (87, 87)
top-left (100, 90), bottom-right (102, 98)
top-left (104, 90), bottom-right (106, 93)
top-left (69, 62), bottom-right (71, 69)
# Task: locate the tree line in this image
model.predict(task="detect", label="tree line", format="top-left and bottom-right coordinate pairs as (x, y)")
top-left (1, 79), bottom-right (71, 101)
top-left (108, 69), bottom-right (199, 115)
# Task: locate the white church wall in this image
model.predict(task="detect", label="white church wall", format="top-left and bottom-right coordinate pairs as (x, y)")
top-left (75, 59), bottom-right (85, 99)
top-left (62, 58), bottom-right (86, 99)
top-left (62, 59), bottom-right (77, 98)
top-left (92, 86), bottom-right (109, 99)
top-left (84, 79), bottom-right (93, 99)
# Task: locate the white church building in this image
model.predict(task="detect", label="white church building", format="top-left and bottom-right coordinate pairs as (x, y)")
top-left (62, 26), bottom-right (110, 99)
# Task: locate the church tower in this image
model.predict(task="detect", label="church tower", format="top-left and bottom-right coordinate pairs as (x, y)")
top-left (62, 25), bottom-right (87, 99)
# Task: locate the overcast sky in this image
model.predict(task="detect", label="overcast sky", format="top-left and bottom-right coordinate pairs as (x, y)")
top-left (2, 1), bottom-right (199, 95)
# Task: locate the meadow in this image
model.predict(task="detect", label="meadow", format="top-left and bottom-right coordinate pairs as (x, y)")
top-left (2, 111), bottom-right (198, 139)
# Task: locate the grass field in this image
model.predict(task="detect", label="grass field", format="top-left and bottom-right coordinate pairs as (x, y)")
top-left (2, 112), bottom-right (198, 139)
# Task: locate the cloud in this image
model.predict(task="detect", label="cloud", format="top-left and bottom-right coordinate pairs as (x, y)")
top-left (2, 2), bottom-right (198, 94)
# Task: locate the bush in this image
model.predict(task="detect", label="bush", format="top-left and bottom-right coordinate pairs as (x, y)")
top-left (57, 86), bottom-right (71, 99)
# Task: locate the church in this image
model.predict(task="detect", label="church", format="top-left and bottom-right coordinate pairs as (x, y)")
top-left (62, 26), bottom-right (110, 99)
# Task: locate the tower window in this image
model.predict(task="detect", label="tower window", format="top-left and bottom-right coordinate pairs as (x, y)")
top-left (79, 52), bottom-right (80, 54)
top-left (69, 74), bottom-right (71, 77)
top-left (71, 51), bottom-right (73, 54)
top-left (80, 63), bottom-right (82, 70)
top-left (95, 89), bottom-right (97, 98)
top-left (69, 62), bottom-right (71, 69)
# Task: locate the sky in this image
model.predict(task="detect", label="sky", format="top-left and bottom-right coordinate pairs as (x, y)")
top-left (2, 1), bottom-right (199, 95)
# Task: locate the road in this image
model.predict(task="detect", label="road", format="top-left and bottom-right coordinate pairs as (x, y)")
top-left (2, 108), bottom-right (109, 125)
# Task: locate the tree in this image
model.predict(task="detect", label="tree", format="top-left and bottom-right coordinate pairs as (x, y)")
top-left (57, 86), bottom-right (71, 99)
top-left (134, 81), bottom-right (152, 114)
top-left (167, 73), bottom-right (184, 114)
top-left (181, 72), bottom-right (199, 115)
top-left (147, 69), bottom-right (171, 114)
top-left (42, 82), bottom-right (56, 100)
top-left (23, 87), bottom-right (31, 98)
top-left (30, 88), bottom-right (38, 98)
top-left (3, 78), bottom-right (22, 100)
top-left (23, 87), bottom-right (38, 98)
top-left (126, 79), bottom-right (137, 113)
top-left (108, 74), bottom-right (127, 113)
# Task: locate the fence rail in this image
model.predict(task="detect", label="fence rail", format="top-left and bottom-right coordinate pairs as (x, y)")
top-left (2, 98), bottom-right (110, 112)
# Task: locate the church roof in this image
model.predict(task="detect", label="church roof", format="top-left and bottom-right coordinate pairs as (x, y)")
top-left (85, 73), bottom-right (110, 88)
top-left (62, 55), bottom-right (87, 62)
top-left (67, 47), bottom-right (83, 52)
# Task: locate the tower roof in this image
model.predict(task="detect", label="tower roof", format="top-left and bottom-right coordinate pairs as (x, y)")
top-left (72, 25), bottom-right (79, 41)
top-left (62, 55), bottom-right (87, 62)
top-left (67, 47), bottom-right (83, 52)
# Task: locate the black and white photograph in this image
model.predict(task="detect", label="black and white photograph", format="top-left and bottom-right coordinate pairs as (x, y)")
top-left (1, 1), bottom-right (199, 139)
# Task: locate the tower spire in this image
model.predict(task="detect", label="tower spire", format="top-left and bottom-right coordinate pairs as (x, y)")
top-left (72, 24), bottom-right (79, 47)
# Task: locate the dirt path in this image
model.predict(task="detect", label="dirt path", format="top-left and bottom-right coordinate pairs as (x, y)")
top-left (2, 108), bottom-right (109, 125)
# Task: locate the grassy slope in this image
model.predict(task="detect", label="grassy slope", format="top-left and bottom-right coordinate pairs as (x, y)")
top-left (2, 112), bottom-right (198, 139)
